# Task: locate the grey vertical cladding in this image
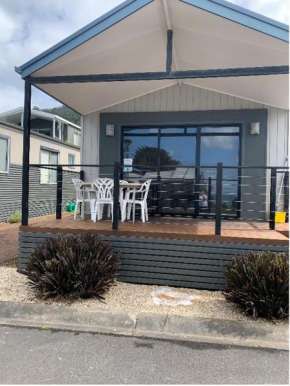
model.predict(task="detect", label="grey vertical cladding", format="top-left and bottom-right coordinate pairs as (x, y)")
top-left (98, 83), bottom-right (288, 167)
top-left (0, 164), bottom-right (79, 223)
top-left (99, 109), bottom-right (269, 220)
top-left (18, 232), bottom-right (288, 290)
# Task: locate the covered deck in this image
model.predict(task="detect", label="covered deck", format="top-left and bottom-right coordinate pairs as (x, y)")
top-left (20, 215), bottom-right (288, 246)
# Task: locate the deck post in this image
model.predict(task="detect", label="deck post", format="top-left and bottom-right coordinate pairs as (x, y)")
top-left (56, 166), bottom-right (63, 220)
top-left (284, 171), bottom-right (289, 223)
top-left (208, 177), bottom-right (212, 213)
top-left (113, 162), bottom-right (120, 230)
top-left (269, 167), bottom-right (277, 230)
top-left (215, 163), bottom-right (223, 235)
top-left (21, 80), bottom-right (31, 226)
top-left (166, 29), bottom-right (173, 74)
top-left (80, 170), bottom-right (84, 181)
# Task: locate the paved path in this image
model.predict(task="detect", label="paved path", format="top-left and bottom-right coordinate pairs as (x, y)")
top-left (0, 223), bottom-right (19, 264)
top-left (0, 214), bottom-right (70, 264)
top-left (0, 326), bottom-right (288, 384)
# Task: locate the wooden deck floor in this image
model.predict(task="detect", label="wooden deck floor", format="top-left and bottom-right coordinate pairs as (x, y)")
top-left (21, 215), bottom-right (289, 246)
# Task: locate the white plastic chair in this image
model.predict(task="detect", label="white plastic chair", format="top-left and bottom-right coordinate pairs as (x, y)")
top-left (122, 180), bottom-right (151, 223)
top-left (119, 180), bottom-right (128, 208)
top-left (91, 178), bottom-right (114, 222)
top-left (72, 178), bottom-right (92, 220)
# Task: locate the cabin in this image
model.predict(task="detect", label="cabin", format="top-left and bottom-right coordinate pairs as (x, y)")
top-left (15, 0), bottom-right (289, 290)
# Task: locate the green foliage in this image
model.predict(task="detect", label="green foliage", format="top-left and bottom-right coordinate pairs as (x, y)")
top-left (40, 105), bottom-right (81, 125)
top-left (7, 210), bottom-right (22, 223)
top-left (133, 146), bottom-right (180, 167)
top-left (224, 251), bottom-right (289, 319)
top-left (25, 234), bottom-right (120, 300)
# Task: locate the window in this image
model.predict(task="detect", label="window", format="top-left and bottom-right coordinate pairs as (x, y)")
top-left (73, 132), bottom-right (81, 146)
top-left (122, 125), bottom-right (240, 217)
top-left (68, 153), bottom-right (75, 168)
top-left (40, 148), bottom-right (58, 184)
top-left (0, 135), bottom-right (9, 173)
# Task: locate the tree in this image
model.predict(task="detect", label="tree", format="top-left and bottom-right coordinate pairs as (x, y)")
top-left (133, 146), bottom-right (180, 167)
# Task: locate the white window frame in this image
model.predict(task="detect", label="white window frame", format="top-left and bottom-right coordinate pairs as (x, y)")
top-left (39, 146), bottom-right (59, 184)
top-left (68, 153), bottom-right (75, 169)
top-left (0, 134), bottom-right (10, 174)
top-left (73, 131), bottom-right (81, 146)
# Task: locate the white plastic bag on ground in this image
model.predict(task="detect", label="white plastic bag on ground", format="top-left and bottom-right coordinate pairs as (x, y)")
top-left (151, 287), bottom-right (199, 307)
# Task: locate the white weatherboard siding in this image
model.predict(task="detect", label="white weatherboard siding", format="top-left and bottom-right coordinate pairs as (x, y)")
top-left (81, 112), bottom-right (100, 182)
top-left (82, 83), bottom-right (288, 180)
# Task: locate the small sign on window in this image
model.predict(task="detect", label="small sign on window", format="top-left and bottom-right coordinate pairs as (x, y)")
top-left (124, 158), bottom-right (133, 172)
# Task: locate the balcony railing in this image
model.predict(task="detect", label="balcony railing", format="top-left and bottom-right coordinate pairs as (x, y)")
top-left (27, 163), bottom-right (289, 236)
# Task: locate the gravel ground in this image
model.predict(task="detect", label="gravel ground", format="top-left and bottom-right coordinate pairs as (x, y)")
top-left (0, 266), bottom-right (283, 324)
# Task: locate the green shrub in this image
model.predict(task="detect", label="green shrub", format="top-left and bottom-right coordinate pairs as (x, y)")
top-left (25, 234), bottom-right (120, 300)
top-left (224, 251), bottom-right (289, 319)
top-left (7, 210), bottom-right (22, 223)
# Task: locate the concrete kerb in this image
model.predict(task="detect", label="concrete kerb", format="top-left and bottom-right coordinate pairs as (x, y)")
top-left (0, 301), bottom-right (288, 350)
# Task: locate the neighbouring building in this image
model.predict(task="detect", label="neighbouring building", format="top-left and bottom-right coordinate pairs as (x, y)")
top-left (0, 107), bottom-right (81, 147)
top-left (0, 120), bottom-right (80, 223)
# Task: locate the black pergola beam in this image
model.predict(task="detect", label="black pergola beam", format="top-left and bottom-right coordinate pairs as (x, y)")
top-left (166, 29), bottom-right (173, 74)
top-left (26, 65), bottom-right (289, 84)
top-left (21, 80), bottom-right (31, 226)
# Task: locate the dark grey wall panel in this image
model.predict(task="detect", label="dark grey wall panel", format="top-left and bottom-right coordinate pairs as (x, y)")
top-left (18, 232), bottom-right (287, 291)
top-left (99, 109), bottom-right (268, 219)
top-left (0, 164), bottom-right (79, 223)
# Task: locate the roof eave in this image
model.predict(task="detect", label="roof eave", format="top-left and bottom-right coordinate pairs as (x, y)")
top-left (15, 0), bottom-right (154, 79)
top-left (181, 0), bottom-right (289, 43)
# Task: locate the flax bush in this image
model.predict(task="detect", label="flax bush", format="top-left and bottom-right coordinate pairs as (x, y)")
top-left (25, 234), bottom-right (120, 300)
top-left (224, 251), bottom-right (289, 319)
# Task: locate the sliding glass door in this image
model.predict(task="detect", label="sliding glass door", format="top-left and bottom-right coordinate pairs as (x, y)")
top-left (122, 125), bottom-right (240, 217)
top-left (200, 127), bottom-right (240, 216)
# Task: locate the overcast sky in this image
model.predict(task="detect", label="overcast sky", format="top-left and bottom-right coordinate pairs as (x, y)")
top-left (0, 0), bottom-right (288, 113)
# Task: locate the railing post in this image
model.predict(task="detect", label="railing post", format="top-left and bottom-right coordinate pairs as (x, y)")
top-left (285, 171), bottom-right (289, 223)
top-left (208, 177), bottom-right (212, 213)
top-left (194, 170), bottom-right (200, 218)
top-left (215, 163), bottom-right (223, 235)
top-left (21, 80), bottom-right (31, 226)
top-left (56, 166), bottom-right (63, 220)
top-left (112, 162), bottom-right (120, 230)
top-left (80, 170), bottom-right (84, 181)
top-left (269, 167), bottom-right (277, 230)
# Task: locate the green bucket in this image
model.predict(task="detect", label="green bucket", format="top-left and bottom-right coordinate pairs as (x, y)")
top-left (67, 202), bottom-right (76, 212)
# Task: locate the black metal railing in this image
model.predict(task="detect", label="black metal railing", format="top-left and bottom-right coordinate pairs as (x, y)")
top-left (26, 163), bottom-right (289, 235)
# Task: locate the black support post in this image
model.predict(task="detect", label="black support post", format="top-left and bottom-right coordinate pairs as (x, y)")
top-left (166, 29), bottom-right (173, 74)
top-left (285, 171), bottom-right (289, 223)
top-left (21, 80), bottom-right (31, 226)
top-left (215, 163), bottom-right (223, 236)
top-left (269, 168), bottom-right (277, 230)
top-left (112, 162), bottom-right (120, 230)
top-left (56, 166), bottom-right (63, 220)
top-left (208, 177), bottom-right (212, 213)
top-left (80, 170), bottom-right (84, 181)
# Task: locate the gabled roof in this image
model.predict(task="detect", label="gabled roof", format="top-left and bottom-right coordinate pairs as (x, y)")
top-left (15, 0), bottom-right (289, 113)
